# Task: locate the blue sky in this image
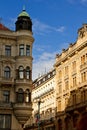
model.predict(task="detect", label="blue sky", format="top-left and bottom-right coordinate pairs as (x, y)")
top-left (0, 0), bottom-right (87, 79)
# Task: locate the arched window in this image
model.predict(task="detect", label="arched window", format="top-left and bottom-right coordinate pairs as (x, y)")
top-left (26, 66), bottom-right (30, 79)
top-left (4, 66), bottom-right (10, 78)
top-left (25, 89), bottom-right (30, 103)
top-left (19, 66), bottom-right (24, 79)
top-left (17, 88), bottom-right (24, 103)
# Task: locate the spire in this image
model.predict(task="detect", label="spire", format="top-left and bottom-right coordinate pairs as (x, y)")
top-left (23, 5), bottom-right (25, 11)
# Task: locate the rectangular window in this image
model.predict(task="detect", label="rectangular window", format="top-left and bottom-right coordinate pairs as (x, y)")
top-left (58, 101), bottom-right (61, 111)
top-left (72, 94), bottom-right (76, 105)
top-left (19, 44), bottom-right (24, 56)
top-left (0, 114), bottom-right (11, 129)
top-left (3, 90), bottom-right (10, 103)
top-left (5, 45), bottom-right (11, 56)
top-left (26, 45), bottom-right (30, 56)
top-left (59, 84), bottom-right (62, 93)
top-left (72, 61), bottom-right (76, 71)
top-left (59, 70), bottom-right (62, 79)
top-left (73, 77), bottom-right (77, 87)
top-left (65, 66), bottom-right (68, 75)
top-left (81, 55), bottom-right (85, 64)
top-left (65, 81), bottom-right (69, 90)
top-left (81, 72), bottom-right (86, 82)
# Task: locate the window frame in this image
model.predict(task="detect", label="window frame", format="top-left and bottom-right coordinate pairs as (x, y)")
top-left (5, 45), bottom-right (11, 56)
top-left (4, 66), bottom-right (10, 79)
top-left (19, 44), bottom-right (24, 56)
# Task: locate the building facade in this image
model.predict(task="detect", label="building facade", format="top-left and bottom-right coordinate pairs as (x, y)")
top-left (54, 24), bottom-right (87, 130)
top-left (25, 24), bottom-right (87, 130)
top-left (25, 69), bottom-right (56, 130)
top-left (0, 9), bottom-right (34, 130)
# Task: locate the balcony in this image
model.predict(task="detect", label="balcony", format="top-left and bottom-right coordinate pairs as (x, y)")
top-left (13, 102), bottom-right (32, 125)
top-left (0, 77), bottom-right (14, 85)
top-left (65, 100), bottom-right (87, 112)
top-left (78, 80), bottom-right (87, 88)
top-left (80, 61), bottom-right (87, 71)
top-left (0, 101), bottom-right (13, 109)
top-left (15, 78), bottom-right (32, 85)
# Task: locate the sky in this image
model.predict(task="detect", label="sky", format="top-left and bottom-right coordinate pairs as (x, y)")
top-left (0, 0), bottom-right (87, 80)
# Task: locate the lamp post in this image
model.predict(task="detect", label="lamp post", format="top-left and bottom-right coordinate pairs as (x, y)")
top-left (34, 98), bottom-right (43, 130)
top-left (38, 100), bottom-right (41, 130)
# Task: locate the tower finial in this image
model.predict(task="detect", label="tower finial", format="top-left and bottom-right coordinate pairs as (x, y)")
top-left (23, 5), bottom-right (25, 11)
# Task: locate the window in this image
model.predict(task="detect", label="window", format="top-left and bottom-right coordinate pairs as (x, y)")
top-left (72, 61), bottom-right (76, 71)
top-left (59, 84), bottom-right (62, 93)
top-left (3, 90), bottom-right (10, 103)
top-left (59, 70), bottom-right (62, 79)
top-left (17, 88), bottom-right (24, 103)
top-left (81, 55), bottom-right (85, 64)
top-left (26, 66), bottom-right (30, 79)
top-left (58, 101), bottom-right (61, 111)
top-left (58, 119), bottom-right (62, 130)
top-left (4, 66), bottom-right (10, 78)
top-left (72, 93), bottom-right (76, 105)
top-left (19, 44), bottom-right (24, 56)
top-left (65, 81), bottom-right (69, 90)
top-left (5, 45), bottom-right (11, 56)
top-left (81, 72), bottom-right (86, 82)
top-left (0, 114), bottom-right (11, 129)
top-left (81, 90), bottom-right (86, 102)
top-left (19, 66), bottom-right (24, 79)
top-left (73, 76), bottom-right (77, 87)
top-left (25, 89), bottom-right (31, 103)
top-left (26, 45), bottom-right (30, 56)
top-left (65, 66), bottom-right (69, 75)
top-left (65, 98), bottom-right (68, 106)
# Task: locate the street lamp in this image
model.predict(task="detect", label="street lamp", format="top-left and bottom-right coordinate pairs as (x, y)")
top-left (35, 99), bottom-right (43, 130)
top-left (38, 100), bottom-right (41, 130)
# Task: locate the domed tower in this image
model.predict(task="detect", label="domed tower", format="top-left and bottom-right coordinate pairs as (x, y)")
top-left (15, 8), bottom-right (32, 31)
top-left (13, 8), bottom-right (34, 128)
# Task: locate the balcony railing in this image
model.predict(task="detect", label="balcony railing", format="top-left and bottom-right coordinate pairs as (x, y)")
top-left (0, 101), bottom-right (13, 108)
top-left (65, 100), bottom-right (87, 112)
top-left (80, 61), bottom-right (87, 70)
top-left (0, 77), bottom-right (14, 85)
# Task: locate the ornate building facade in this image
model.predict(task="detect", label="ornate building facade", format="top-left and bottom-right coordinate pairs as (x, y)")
top-left (54, 24), bottom-right (87, 130)
top-left (25, 69), bottom-right (56, 130)
top-left (0, 9), bottom-right (34, 130)
top-left (25, 24), bottom-right (87, 130)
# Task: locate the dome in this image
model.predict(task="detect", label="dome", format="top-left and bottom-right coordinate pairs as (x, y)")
top-left (15, 8), bottom-right (32, 31)
top-left (18, 9), bottom-right (29, 17)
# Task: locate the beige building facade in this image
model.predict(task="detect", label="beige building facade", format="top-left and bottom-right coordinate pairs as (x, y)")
top-left (54, 24), bottom-right (87, 130)
top-left (25, 24), bottom-right (87, 130)
top-left (0, 9), bottom-right (34, 130)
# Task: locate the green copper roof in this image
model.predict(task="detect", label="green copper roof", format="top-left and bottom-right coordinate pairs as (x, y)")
top-left (18, 9), bottom-right (29, 17)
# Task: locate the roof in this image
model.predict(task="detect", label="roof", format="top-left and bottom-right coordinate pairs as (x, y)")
top-left (0, 23), bottom-right (10, 31)
top-left (18, 9), bottom-right (29, 17)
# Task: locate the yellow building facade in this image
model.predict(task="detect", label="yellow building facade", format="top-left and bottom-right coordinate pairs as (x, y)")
top-left (54, 24), bottom-right (87, 130)
top-left (25, 24), bottom-right (87, 130)
top-left (0, 9), bottom-right (34, 130)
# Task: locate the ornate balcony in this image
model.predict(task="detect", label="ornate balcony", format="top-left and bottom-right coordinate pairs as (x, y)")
top-left (13, 102), bottom-right (32, 125)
